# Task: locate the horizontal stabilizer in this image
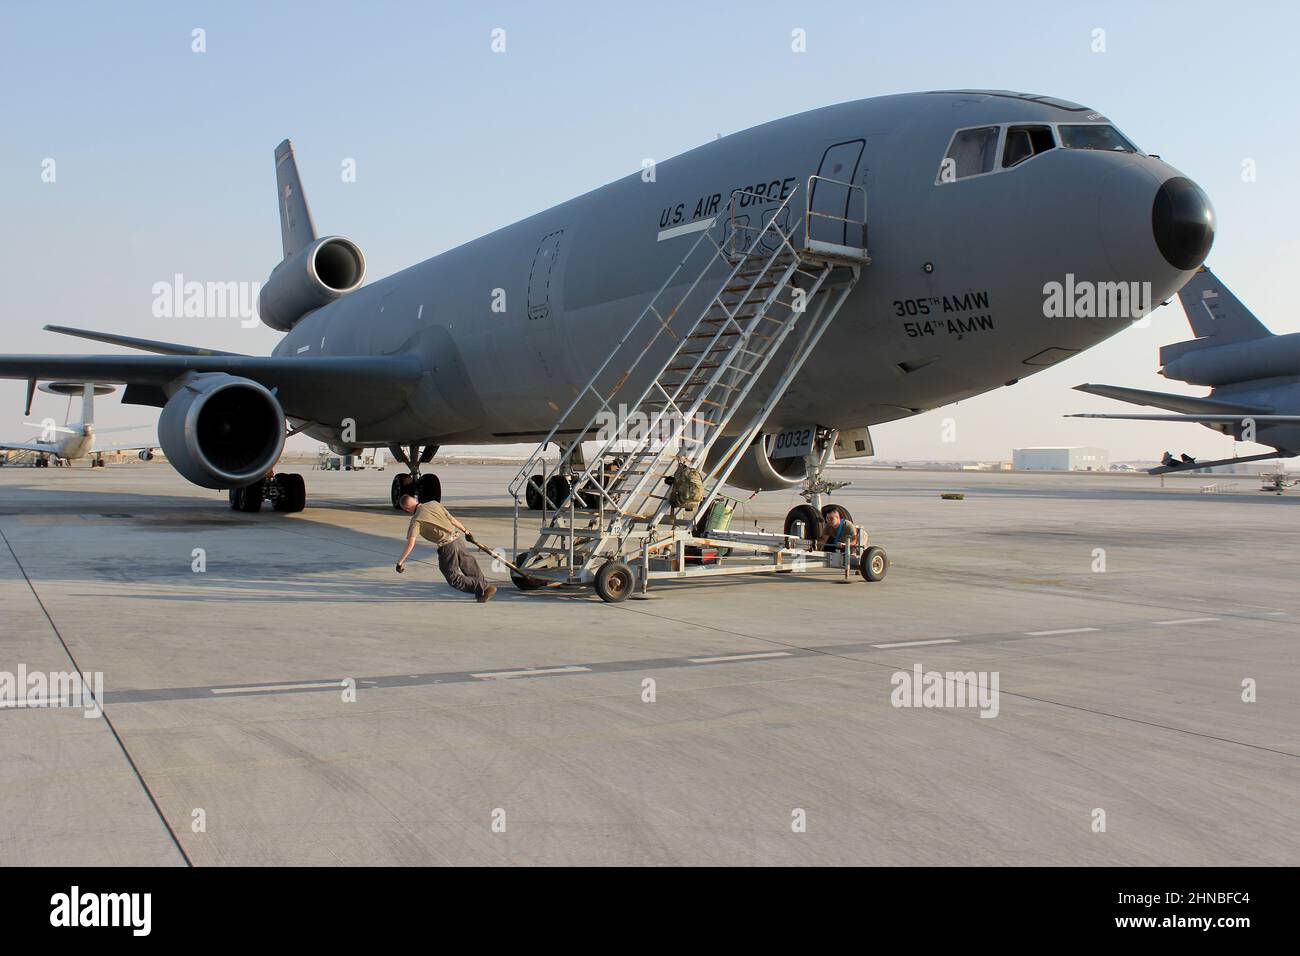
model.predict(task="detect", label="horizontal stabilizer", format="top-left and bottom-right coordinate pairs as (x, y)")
top-left (1149, 450), bottom-right (1293, 475)
top-left (22, 421), bottom-right (76, 434)
top-left (44, 325), bottom-right (245, 357)
top-left (1073, 383), bottom-right (1271, 415)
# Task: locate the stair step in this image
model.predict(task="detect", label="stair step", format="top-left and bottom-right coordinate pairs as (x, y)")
top-left (662, 375), bottom-right (743, 386)
top-left (666, 361), bottom-right (722, 373)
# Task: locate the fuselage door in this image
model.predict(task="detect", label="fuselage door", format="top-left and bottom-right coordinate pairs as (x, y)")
top-left (527, 230), bottom-right (564, 329)
top-left (809, 140), bottom-right (865, 245)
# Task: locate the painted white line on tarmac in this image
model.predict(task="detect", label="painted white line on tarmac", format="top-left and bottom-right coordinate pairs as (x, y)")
top-left (212, 681), bottom-right (344, 695)
top-left (1024, 627), bottom-right (1098, 637)
top-left (471, 666), bottom-right (591, 679)
top-left (871, 639), bottom-right (960, 649)
top-left (688, 651), bottom-right (792, 664)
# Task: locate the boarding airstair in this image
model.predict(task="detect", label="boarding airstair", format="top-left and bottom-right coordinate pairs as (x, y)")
top-left (507, 177), bottom-right (870, 600)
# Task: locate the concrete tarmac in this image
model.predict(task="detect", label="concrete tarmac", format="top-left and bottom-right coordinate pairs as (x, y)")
top-left (1, 461), bottom-right (1296, 865)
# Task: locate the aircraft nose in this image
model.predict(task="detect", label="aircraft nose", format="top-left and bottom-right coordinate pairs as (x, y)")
top-left (1099, 162), bottom-right (1214, 291)
top-left (1152, 176), bottom-right (1215, 270)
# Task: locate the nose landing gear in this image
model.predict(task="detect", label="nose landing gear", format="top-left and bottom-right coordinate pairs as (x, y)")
top-left (781, 427), bottom-right (887, 582)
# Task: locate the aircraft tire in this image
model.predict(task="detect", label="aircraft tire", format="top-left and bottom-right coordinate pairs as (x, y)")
top-left (784, 504), bottom-right (824, 543)
top-left (391, 474), bottom-right (415, 509)
top-left (860, 546), bottom-right (888, 582)
top-left (417, 473), bottom-right (441, 503)
top-left (525, 474), bottom-right (545, 511)
top-left (574, 478), bottom-right (600, 510)
top-left (594, 561), bottom-right (634, 603)
top-left (545, 475), bottom-right (571, 509)
top-left (229, 479), bottom-right (266, 513)
top-left (272, 473), bottom-right (307, 513)
top-left (821, 503), bottom-right (853, 525)
top-left (510, 551), bottom-right (547, 591)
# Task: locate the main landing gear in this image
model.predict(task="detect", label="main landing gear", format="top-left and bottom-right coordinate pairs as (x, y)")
top-left (521, 443), bottom-right (608, 511)
top-left (228, 470), bottom-right (307, 513)
top-left (387, 443), bottom-right (441, 509)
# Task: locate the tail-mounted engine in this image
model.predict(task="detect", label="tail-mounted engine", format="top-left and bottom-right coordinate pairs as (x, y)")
top-left (257, 236), bottom-right (365, 333)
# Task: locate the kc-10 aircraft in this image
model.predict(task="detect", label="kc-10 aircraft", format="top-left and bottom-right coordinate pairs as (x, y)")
top-left (1072, 267), bottom-right (1300, 474)
top-left (0, 90), bottom-right (1214, 513)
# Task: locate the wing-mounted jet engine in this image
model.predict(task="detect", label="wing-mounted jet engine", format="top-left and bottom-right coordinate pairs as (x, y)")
top-left (157, 374), bottom-right (285, 489)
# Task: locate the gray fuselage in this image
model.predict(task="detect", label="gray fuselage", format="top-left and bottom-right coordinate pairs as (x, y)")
top-left (274, 90), bottom-right (1207, 450)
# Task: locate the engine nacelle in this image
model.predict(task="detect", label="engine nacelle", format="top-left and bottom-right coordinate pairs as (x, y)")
top-left (137, 449), bottom-right (154, 461)
top-left (1162, 332), bottom-right (1300, 386)
top-left (257, 235), bottom-right (366, 332)
top-left (157, 375), bottom-right (285, 489)
top-left (706, 434), bottom-right (808, 493)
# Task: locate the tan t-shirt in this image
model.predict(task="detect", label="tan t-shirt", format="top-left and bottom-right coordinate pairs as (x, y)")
top-left (408, 501), bottom-right (459, 546)
top-left (823, 519), bottom-right (857, 549)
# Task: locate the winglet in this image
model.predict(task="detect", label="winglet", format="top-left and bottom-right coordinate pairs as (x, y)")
top-left (274, 139), bottom-right (317, 259)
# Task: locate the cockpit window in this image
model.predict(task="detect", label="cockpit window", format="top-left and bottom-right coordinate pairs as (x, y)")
top-left (1002, 125), bottom-right (1055, 168)
top-left (943, 126), bottom-right (999, 180)
top-left (1057, 124), bottom-right (1138, 153)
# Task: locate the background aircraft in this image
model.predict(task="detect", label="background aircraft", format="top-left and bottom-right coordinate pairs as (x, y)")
top-left (0, 91), bottom-right (1214, 515)
top-left (1072, 267), bottom-right (1300, 474)
top-left (0, 383), bottom-right (155, 467)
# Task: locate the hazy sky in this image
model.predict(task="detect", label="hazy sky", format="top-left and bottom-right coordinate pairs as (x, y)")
top-left (1, 1), bottom-right (1296, 463)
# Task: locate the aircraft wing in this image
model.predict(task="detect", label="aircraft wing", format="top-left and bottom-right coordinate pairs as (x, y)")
top-left (43, 325), bottom-right (247, 357)
top-left (0, 354), bottom-right (426, 420)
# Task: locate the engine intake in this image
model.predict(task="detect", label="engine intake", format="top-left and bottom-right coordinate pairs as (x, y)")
top-left (257, 235), bottom-right (366, 332)
top-left (158, 375), bottom-right (285, 489)
top-left (706, 434), bottom-right (808, 493)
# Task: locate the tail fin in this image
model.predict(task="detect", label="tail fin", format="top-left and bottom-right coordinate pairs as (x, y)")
top-left (1176, 266), bottom-right (1270, 343)
top-left (274, 139), bottom-right (317, 259)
